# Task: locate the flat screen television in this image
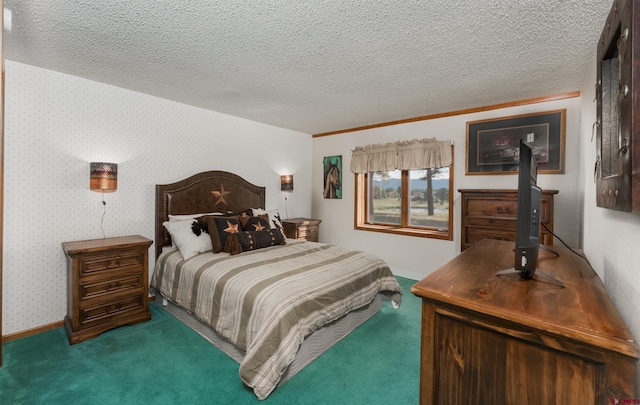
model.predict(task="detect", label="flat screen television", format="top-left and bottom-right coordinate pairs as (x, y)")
top-left (497, 140), bottom-right (564, 287)
top-left (514, 139), bottom-right (541, 276)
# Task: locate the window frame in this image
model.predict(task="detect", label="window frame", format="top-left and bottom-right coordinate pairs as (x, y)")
top-left (354, 146), bottom-right (454, 240)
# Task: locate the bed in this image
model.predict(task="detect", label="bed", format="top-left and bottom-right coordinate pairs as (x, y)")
top-left (150, 171), bottom-right (402, 400)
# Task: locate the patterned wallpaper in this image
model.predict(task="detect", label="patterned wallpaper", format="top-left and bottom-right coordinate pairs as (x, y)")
top-left (3, 61), bottom-right (312, 335)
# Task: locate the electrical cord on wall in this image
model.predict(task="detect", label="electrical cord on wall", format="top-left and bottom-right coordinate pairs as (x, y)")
top-left (100, 194), bottom-right (107, 238)
top-left (541, 223), bottom-right (595, 273)
top-left (284, 192), bottom-right (290, 219)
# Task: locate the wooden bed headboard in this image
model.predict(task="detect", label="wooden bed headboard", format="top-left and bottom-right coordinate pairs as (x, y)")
top-left (155, 171), bottom-right (265, 258)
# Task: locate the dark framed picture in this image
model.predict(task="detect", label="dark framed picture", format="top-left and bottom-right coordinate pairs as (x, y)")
top-left (466, 109), bottom-right (566, 175)
top-left (323, 155), bottom-right (342, 199)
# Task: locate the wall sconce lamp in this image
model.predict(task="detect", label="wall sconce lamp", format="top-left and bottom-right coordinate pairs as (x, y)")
top-left (90, 162), bottom-right (117, 238)
top-left (280, 175), bottom-right (293, 191)
top-left (280, 175), bottom-right (293, 219)
top-left (90, 162), bottom-right (118, 192)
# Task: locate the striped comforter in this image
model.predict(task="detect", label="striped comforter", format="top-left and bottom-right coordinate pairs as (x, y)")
top-left (151, 241), bottom-right (402, 400)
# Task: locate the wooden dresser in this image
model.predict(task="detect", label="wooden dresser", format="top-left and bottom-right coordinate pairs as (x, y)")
top-left (282, 218), bottom-right (321, 242)
top-left (62, 235), bottom-right (153, 344)
top-left (411, 239), bottom-right (638, 405)
top-left (459, 189), bottom-right (558, 251)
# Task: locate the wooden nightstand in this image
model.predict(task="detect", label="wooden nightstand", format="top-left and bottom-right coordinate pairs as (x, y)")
top-left (62, 235), bottom-right (153, 344)
top-left (282, 218), bottom-right (322, 242)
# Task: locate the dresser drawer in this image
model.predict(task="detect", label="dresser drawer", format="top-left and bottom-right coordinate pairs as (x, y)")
top-left (80, 272), bottom-right (144, 301)
top-left (465, 197), bottom-right (518, 219)
top-left (79, 294), bottom-right (145, 327)
top-left (462, 216), bottom-right (516, 229)
top-left (463, 227), bottom-right (555, 250)
top-left (464, 196), bottom-right (552, 223)
top-left (79, 250), bottom-right (146, 277)
top-left (465, 226), bottom-right (517, 246)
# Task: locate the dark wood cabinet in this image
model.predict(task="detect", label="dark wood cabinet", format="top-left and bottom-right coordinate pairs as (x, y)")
top-left (411, 239), bottom-right (639, 405)
top-left (62, 235), bottom-right (153, 344)
top-left (282, 218), bottom-right (321, 242)
top-left (459, 189), bottom-right (557, 251)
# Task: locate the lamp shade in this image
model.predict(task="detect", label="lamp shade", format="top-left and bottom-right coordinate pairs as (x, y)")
top-left (280, 175), bottom-right (293, 191)
top-left (90, 162), bottom-right (118, 192)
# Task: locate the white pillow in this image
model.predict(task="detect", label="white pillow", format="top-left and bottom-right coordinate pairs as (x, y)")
top-left (250, 208), bottom-right (286, 238)
top-left (163, 218), bottom-right (212, 260)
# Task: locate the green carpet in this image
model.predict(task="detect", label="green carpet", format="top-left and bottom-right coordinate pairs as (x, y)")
top-left (0, 277), bottom-right (420, 404)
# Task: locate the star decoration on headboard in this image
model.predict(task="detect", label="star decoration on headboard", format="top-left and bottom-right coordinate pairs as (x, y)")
top-left (211, 184), bottom-right (231, 206)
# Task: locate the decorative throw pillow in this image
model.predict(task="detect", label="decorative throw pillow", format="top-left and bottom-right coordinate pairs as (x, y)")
top-left (239, 215), bottom-right (270, 232)
top-left (237, 211), bottom-right (254, 229)
top-left (239, 208), bottom-right (254, 217)
top-left (250, 208), bottom-right (286, 239)
top-left (257, 213), bottom-right (271, 227)
top-left (206, 216), bottom-right (242, 253)
top-left (163, 217), bottom-right (212, 260)
top-left (241, 229), bottom-right (286, 252)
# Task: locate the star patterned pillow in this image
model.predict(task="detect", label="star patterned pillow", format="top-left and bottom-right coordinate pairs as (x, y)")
top-left (250, 208), bottom-right (286, 239)
top-left (206, 216), bottom-right (242, 253)
top-left (241, 229), bottom-right (286, 251)
top-left (238, 215), bottom-right (270, 232)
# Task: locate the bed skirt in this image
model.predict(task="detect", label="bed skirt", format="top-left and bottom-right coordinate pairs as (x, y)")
top-left (155, 292), bottom-right (383, 386)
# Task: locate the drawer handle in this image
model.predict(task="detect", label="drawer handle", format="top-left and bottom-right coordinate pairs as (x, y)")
top-left (106, 259), bottom-right (121, 269)
top-left (496, 206), bottom-right (510, 214)
top-left (106, 281), bottom-right (122, 291)
top-left (106, 303), bottom-right (122, 314)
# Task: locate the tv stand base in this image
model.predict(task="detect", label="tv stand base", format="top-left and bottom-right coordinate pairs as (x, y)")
top-left (496, 268), bottom-right (565, 288)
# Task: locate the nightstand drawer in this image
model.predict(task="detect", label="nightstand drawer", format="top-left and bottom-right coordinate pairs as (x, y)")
top-left (297, 226), bottom-right (317, 239)
top-left (80, 251), bottom-right (146, 277)
top-left (80, 272), bottom-right (144, 301)
top-left (79, 294), bottom-right (145, 326)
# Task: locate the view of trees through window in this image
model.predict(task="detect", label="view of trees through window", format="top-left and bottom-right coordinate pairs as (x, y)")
top-left (368, 167), bottom-right (450, 230)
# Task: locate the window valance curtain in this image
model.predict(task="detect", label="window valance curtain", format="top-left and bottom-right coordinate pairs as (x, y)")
top-left (350, 138), bottom-right (452, 173)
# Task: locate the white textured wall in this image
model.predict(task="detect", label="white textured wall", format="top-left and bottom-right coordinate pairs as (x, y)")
top-left (579, 53), bottom-right (640, 390)
top-left (312, 97), bottom-right (582, 281)
top-left (3, 61), bottom-right (312, 335)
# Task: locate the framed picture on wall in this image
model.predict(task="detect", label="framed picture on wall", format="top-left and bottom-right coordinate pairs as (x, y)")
top-left (466, 109), bottom-right (566, 175)
top-left (323, 155), bottom-right (342, 199)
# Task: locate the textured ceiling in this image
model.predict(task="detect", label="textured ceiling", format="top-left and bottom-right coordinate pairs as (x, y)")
top-left (3, 0), bottom-right (612, 135)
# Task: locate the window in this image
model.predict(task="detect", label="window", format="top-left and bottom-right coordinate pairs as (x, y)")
top-left (354, 147), bottom-right (453, 240)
